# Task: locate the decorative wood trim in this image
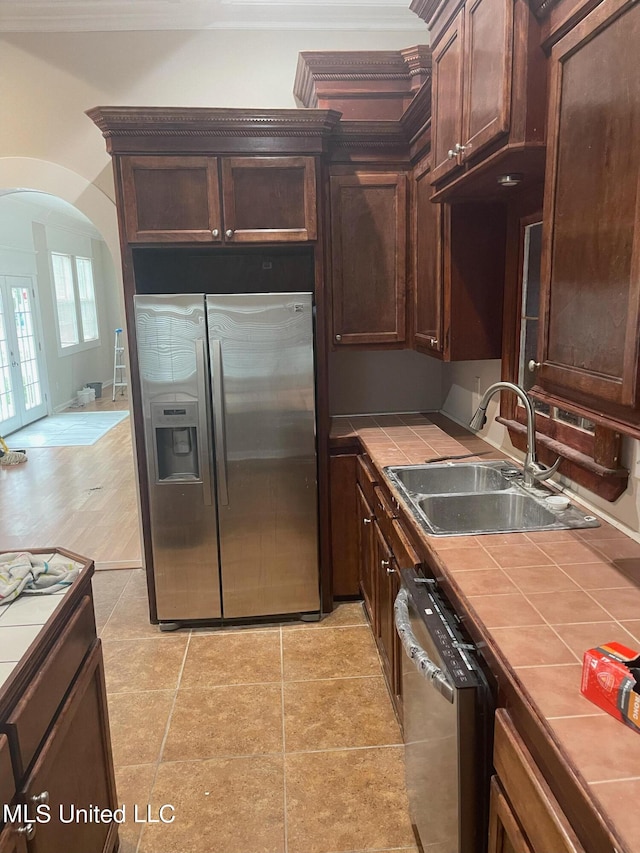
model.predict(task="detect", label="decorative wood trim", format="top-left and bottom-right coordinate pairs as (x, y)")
top-left (294, 48), bottom-right (431, 112)
top-left (86, 108), bottom-right (342, 155)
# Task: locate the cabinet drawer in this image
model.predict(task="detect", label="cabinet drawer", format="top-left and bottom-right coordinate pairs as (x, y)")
top-left (6, 596), bottom-right (95, 776)
top-left (0, 734), bottom-right (16, 813)
top-left (494, 709), bottom-right (584, 853)
top-left (356, 456), bottom-right (378, 505)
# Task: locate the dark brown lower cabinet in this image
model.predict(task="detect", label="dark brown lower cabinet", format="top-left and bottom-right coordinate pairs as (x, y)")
top-left (21, 644), bottom-right (117, 853)
top-left (488, 777), bottom-right (533, 853)
top-left (356, 485), bottom-right (376, 630)
top-left (374, 521), bottom-right (397, 698)
top-left (329, 453), bottom-right (360, 597)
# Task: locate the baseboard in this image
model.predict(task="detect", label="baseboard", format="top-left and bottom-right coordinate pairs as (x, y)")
top-left (95, 560), bottom-right (143, 571)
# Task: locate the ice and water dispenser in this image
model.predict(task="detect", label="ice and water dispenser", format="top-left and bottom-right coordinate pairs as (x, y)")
top-left (151, 402), bottom-right (201, 482)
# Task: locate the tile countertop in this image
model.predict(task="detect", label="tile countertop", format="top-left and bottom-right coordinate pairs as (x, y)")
top-left (0, 552), bottom-right (87, 690)
top-left (331, 413), bottom-right (640, 853)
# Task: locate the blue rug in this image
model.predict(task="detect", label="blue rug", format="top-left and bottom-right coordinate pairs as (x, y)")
top-left (6, 412), bottom-right (129, 448)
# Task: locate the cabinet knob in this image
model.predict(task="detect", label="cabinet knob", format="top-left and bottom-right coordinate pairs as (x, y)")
top-left (335, 334), bottom-right (342, 342)
top-left (455, 143), bottom-right (468, 153)
top-left (211, 229), bottom-right (219, 238)
top-left (31, 791), bottom-right (49, 805)
top-left (528, 359), bottom-right (541, 372)
top-left (17, 824), bottom-right (36, 840)
top-left (363, 517), bottom-right (372, 525)
top-left (381, 559), bottom-right (393, 573)
top-left (225, 229), bottom-right (234, 239)
top-left (447, 149), bottom-right (457, 160)
top-left (429, 337), bottom-right (439, 347)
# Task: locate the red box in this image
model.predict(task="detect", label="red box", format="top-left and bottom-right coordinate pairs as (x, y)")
top-left (581, 642), bottom-right (640, 733)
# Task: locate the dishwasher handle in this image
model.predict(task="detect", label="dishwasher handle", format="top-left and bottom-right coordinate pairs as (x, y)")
top-left (394, 587), bottom-right (454, 703)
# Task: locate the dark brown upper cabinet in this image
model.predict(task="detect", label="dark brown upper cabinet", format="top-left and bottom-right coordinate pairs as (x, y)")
top-left (120, 154), bottom-right (317, 244)
top-left (411, 154), bottom-right (508, 361)
top-left (416, 0), bottom-right (547, 201)
top-left (534, 0), bottom-right (640, 437)
top-left (330, 171), bottom-right (407, 347)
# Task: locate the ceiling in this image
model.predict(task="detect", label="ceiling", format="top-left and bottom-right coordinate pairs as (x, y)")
top-left (0, 0), bottom-right (426, 33)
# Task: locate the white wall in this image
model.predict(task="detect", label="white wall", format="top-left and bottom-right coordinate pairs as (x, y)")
top-left (0, 28), bottom-right (427, 203)
top-left (441, 360), bottom-right (640, 538)
top-left (0, 194), bottom-right (122, 412)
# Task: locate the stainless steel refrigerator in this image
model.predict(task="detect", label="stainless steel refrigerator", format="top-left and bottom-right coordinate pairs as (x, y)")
top-left (133, 292), bottom-right (319, 623)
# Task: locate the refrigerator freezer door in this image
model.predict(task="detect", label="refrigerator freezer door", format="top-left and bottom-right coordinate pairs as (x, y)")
top-left (134, 294), bottom-right (222, 621)
top-left (207, 293), bottom-right (319, 618)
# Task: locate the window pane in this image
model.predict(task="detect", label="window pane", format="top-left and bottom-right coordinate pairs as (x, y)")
top-left (75, 257), bottom-right (99, 342)
top-left (51, 253), bottom-right (79, 347)
top-left (0, 300), bottom-right (15, 423)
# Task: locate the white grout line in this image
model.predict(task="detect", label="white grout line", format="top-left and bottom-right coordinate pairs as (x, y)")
top-left (546, 713), bottom-right (606, 721)
top-left (590, 775), bottom-right (640, 786)
top-left (134, 630), bottom-right (192, 853)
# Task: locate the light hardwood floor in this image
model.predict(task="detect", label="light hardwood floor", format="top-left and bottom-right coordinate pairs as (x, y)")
top-left (0, 394), bottom-right (142, 569)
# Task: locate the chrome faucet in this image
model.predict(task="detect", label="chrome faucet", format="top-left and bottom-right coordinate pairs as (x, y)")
top-left (469, 381), bottom-right (561, 488)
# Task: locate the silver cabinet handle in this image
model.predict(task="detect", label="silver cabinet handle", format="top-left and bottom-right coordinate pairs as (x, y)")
top-left (447, 149), bottom-right (457, 160)
top-left (31, 791), bottom-right (49, 805)
top-left (455, 143), bottom-right (468, 152)
top-left (394, 587), bottom-right (454, 703)
top-left (386, 565), bottom-right (395, 575)
top-left (427, 335), bottom-right (439, 347)
top-left (335, 334), bottom-right (342, 342)
top-left (381, 559), bottom-right (391, 570)
top-left (210, 338), bottom-right (229, 506)
top-left (211, 228), bottom-right (219, 238)
top-left (195, 339), bottom-right (214, 507)
top-left (225, 229), bottom-right (234, 239)
top-left (17, 824), bottom-right (36, 840)
top-left (528, 359), bottom-right (541, 372)
top-left (363, 517), bottom-right (372, 525)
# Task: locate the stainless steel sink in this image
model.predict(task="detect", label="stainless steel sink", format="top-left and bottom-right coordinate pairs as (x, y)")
top-left (391, 462), bottom-right (512, 495)
top-left (384, 460), bottom-right (599, 536)
top-left (417, 492), bottom-right (558, 535)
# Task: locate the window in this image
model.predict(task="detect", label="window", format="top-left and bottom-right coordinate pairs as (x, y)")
top-left (51, 253), bottom-right (99, 352)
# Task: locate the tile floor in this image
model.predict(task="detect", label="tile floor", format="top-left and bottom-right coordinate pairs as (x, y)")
top-left (93, 570), bottom-right (418, 853)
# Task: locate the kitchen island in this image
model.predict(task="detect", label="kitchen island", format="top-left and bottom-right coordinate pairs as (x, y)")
top-left (331, 413), bottom-right (640, 853)
top-left (0, 549), bottom-right (118, 853)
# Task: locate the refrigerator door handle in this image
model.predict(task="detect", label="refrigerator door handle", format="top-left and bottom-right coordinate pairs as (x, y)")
top-left (195, 338), bottom-right (214, 507)
top-left (210, 338), bottom-right (229, 506)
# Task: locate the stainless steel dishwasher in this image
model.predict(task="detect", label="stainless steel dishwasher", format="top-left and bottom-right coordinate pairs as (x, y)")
top-left (395, 568), bottom-right (492, 853)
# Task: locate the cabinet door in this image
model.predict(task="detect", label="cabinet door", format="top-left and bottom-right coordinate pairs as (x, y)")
top-left (330, 453), bottom-right (359, 597)
top-left (431, 12), bottom-right (465, 184)
top-left (0, 825), bottom-right (27, 853)
top-left (374, 522), bottom-right (396, 692)
top-left (412, 158), bottom-right (443, 355)
top-left (330, 172), bottom-right (407, 346)
top-left (120, 156), bottom-right (222, 243)
top-left (221, 157), bottom-right (317, 242)
top-left (538, 0), bottom-right (640, 413)
top-left (488, 778), bottom-right (534, 853)
top-left (462, 0), bottom-right (513, 159)
top-left (21, 643), bottom-right (118, 853)
top-left (356, 485), bottom-right (376, 629)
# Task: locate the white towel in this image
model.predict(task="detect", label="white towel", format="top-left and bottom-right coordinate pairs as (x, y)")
top-left (0, 551), bottom-right (81, 604)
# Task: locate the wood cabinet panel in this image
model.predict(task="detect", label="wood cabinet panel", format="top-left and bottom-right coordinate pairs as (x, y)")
top-left (21, 643), bottom-right (118, 853)
top-left (330, 453), bottom-right (360, 597)
top-left (374, 522), bottom-right (396, 692)
top-left (356, 485), bottom-right (376, 629)
top-left (6, 596), bottom-right (95, 777)
top-left (488, 777), bottom-right (534, 853)
top-left (121, 156), bottom-right (222, 243)
top-left (221, 156), bottom-right (317, 242)
top-left (0, 734), bottom-right (15, 813)
top-left (330, 172), bottom-right (407, 346)
top-left (413, 157), bottom-right (443, 353)
top-left (538, 0), bottom-right (640, 421)
top-left (432, 13), bottom-right (465, 183)
top-left (462, 0), bottom-right (513, 158)
top-left (493, 709), bottom-right (585, 853)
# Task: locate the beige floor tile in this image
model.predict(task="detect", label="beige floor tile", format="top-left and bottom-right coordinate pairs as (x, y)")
top-left (92, 569), bottom-right (131, 607)
top-left (163, 684), bottom-right (283, 761)
top-left (140, 756), bottom-right (285, 853)
top-left (114, 763), bottom-right (156, 853)
top-left (124, 568), bottom-right (150, 598)
top-left (101, 595), bottom-right (158, 640)
top-left (283, 601), bottom-right (366, 630)
top-left (180, 631), bottom-right (282, 688)
top-left (108, 690), bottom-right (175, 766)
top-left (286, 747), bottom-right (414, 853)
top-left (282, 626), bottom-right (380, 681)
top-left (103, 637), bottom-right (188, 693)
top-left (284, 677), bottom-right (401, 752)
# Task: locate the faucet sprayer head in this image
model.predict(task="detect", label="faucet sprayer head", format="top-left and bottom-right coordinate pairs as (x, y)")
top-left (469, 406), bottom-right (488, 431)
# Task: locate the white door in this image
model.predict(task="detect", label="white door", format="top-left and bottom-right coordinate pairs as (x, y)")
top-left (0, 276), bottom-right (48, 436)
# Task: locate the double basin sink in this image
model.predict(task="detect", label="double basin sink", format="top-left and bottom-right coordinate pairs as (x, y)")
top-left (384, 460), bottom-right (599, 536)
